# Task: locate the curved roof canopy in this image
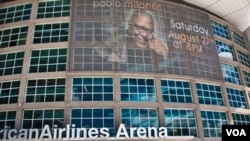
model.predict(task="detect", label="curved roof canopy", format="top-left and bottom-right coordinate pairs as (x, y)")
top-left (183, 0), bottom-right (250, 32)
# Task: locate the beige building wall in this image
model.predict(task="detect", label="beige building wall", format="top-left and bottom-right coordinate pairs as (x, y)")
top-left (0, 0), bottom-right (249, 141)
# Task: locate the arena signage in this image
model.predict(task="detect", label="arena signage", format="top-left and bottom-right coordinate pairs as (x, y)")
top-left (71, 0), bottom-right (224, 80)
top-left (93, 0), bottom-right (163, 11)
top-left (0, 124), bottom-right (168, 140)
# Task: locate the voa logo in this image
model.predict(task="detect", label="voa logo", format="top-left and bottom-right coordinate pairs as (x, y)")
top-left (226, 129), bottom-right (246, 136)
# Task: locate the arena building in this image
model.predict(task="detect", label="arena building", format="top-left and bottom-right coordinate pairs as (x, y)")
top-left (0, 0), bottom-right (250, 140)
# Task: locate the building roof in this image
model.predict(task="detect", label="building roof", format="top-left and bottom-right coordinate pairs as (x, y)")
top-left (183, 0), bottom-right (250, 32)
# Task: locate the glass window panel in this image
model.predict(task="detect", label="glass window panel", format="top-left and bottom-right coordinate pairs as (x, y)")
top-left (22, 109), bottom-right (64, 129)
top-left (26, 78), bottom-right (65, 103)
top-left (226, 88), bottom-right (247, 109)
top-left (211, 20), bottom-right (230, 39)
top-left (121, 108), bottom-right (158, 136)
top-left (200, 110), bottom-right (227, 137)
top-left (29, 49), bottom-right (67, 73)
top-left (0, 111), bottom-right (16, 129)
top-left (232, 31), bottom-right (246, 48)
top-left (120, 78), bottom-right (156, 102)
top-left (196, 82), bottom-right (224, 106)
top-left (0, 26), bottom-right (28, 48)
top-left (37, 0), bottom-right (70, 19)
top-left (0, 4), bottom-right (31, 25)
top-left (242, 71), bottom-right (250, 87)
top-left (0, 52), bottom-right (24, 76)
top-left (221, 62), bottom-right (241, 85)
top-left (161, 79), bottom-right (192, 103)
top-left (71, 108), bottom-right (115, 137)
top-left (215, 40), bottom-right (235, 61)
top-left (0, 81), bottom-right (20, 104)
top-left (237, 50), bottom-right (250, 68)
top-left (33, 23), bottom-right (68, 44)
top-left (72, 77), bottom-right (113, 101)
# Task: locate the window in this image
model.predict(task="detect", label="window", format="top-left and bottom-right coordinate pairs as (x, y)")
top-left (232, 31), bottom-right (246, 48)
top-left (237, 50), bottom-right (250, 68)
top-left (0, 3), bottom-right (31, 24)
top-left (242, 70), bottom-right (250, 87)
top-left (119, 48), bottom-right (154, 72)
top-left (191, 56), bottom-right (219, 79)
top-left (232, 113), bottom-right (250, 125)
top-left (226, 88), bottom-right (247, 109)
top-left (164, 109), bottom-right (197, 137)
top-left (161, 79), bottom-right (192, 103)
top-left (76, 0), bottom-right (111, 16)
top-left (0, 111), bottom-right (16, 130)
top-left (75, 21), bottom-right (111, 42)
top-left (26, 78), bottom-right (65, 103)
top-left (201, 110), bottom-right (228, 137)
top-left (0, 26), bottom-right (28, 48)
top-left (22, 109), bottom-right (64, 129)
top-left (120, 78), bottom-right (156, 102)
top-left (33, 23), bottom-right (69, 43)
top-left (210, 20), bottom-right (230, 39)
top-left (29, 48), bottom-right (67, 73)
top-left (158, 52), bottom-right (188, 75)
top-left (72, 77), bottom-right (113, 101)
top-left (0, 80), bottom-right (20, 104)
top-left (71, 108), bottom-right (115, 137)
top-left (0, 51), bottom-right (24, 76)
top-left (220, 62), bottom-right (241, 85)
top-left (121, 108), bottom-right (158, 130)
top-left (37, 0), bottom-right (70, 18)
top-left (196, 83), bottom-right (224, 106)
top-left (215, 40), bottom-right (235, 61)
top-left (73, 48), bottom-right (114, 71)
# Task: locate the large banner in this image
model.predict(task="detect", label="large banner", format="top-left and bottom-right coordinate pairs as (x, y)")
top-left (70, 0), bottom-right (223, 80)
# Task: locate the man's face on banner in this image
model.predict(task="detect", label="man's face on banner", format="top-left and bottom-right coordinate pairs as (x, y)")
top-left (131, 13), bottom-right (154, 48)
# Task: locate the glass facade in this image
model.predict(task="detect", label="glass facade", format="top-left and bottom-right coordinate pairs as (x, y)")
top-left (201, 111), bottom-right (227, 137)
top-left (0, 3), bottom-right (31, 24)
top-left (164, 109), bottom-right (197, 137)
top-left (215, 40), bottom-right (235, 61)
top-left (74, 21), bottom-right (111, 42)
top-left (220, 62), bottom-right (241, 85)
top-left (121, 108), bottom-right (158, 128)
top-left (33, 23), bottom-right (69, 43)
top-left (26, 78), bottom-right (65, 103)
top-left (120, 78), bottom-right (156, 102)
top-left (158, 52), bottom-right (188, 75)
top-left (0, 111), bottom-right (16, 129)
top-left (71, 108), bottom-right (115, 136)
top-left (226, 88), bottom-right (247, 109)
top-left (161, 80), bottom-right (192, 103)
top-left (232, 31), bottom-right (246, 48)
top-left (73, 47), bottom-right (114, 71)
top-left (237, 50), bottom-right (250, 68)
top-left (196, 83), bottom-right (223, 106)
top-left (22, 109), bottom-right (64, 129)
top-left (210, 20), bottom-right (230, 39)
top-left (119, 49), bottom-right (154, 72)
top-left (0, 26), bottom-right (28, 48)
top-left (29, 48), bottom-right (67, 73)
top-left (0, 80), bottom-right (20, 104)
top-left (72, 77), bottom-right (113, 101)
top-left (0, 51), bottom-right (24, 76)
top-left (232, 113), bottom-right (250, 125)
top-left (242, 70), bottom-right (250, 87)
top-left (37, 0), bottom-right (70, 19)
